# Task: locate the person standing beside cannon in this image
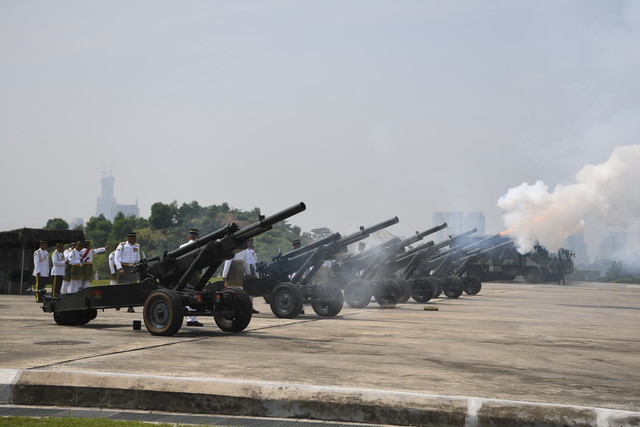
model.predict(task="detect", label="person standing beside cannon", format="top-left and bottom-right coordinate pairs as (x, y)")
top-left (32, 240), bottom-right (49, 302)
top-left (114, 232), bottom-right (141, 283)
top-left (180, 229), bottom-right (203, 327)
top-left (50, 243), bottom-right (66, 298)
top-left (80, 240), bottom-right (110, 290)
top-left (68, 241), bottom-right (86, 294)
top-left (114, 232), bottom-right (141, 313)
top-left (60, 242), bottom-right (75, 294)
top-left (108, 247), bottom-right (118, 286)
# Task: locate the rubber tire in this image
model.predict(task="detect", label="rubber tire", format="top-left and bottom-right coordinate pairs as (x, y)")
top-left (396, 278), bottom-right (412, 303)
top-left (311, 283), bottom-right (344, 317)
top-left (442, 276), bottom-right (464, 299)
top-left (463, 276), bottom-right (482, 295)
top-left (214, 286), bottom-right (253, 332)
top-left (429, 276), bottom-right (443, 298)
top-left (270, 282), bottom-right (304, 318)
top-left (344, 279), bottom-right (372, 308)
top-left (524, 268), bottom-right (542, 284)
top-left (143, 288), bottom-right (185, 336)
top-left (53, 310), bottom-right (85, 326)
top-left (410, 278), bottom-right (434, 303)
top-left (374, 279), bottom-right (400, 308)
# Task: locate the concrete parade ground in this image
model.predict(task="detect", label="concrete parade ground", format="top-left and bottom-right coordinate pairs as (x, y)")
top-left (1, 281), bottom-right (639, 426)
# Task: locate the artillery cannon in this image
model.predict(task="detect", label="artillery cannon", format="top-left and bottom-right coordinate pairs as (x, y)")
top-left (328, 223), bottom-right (448, 308)
top-left (37, 202), bottom-right (307, 336)
top-left (405, 231), bottom-right (511, 300)
top-left (243, 217), bottom-right (400, 318)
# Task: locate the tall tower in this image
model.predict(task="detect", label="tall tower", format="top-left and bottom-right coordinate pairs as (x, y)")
top-left (96, 171), bottom-right (116, 220)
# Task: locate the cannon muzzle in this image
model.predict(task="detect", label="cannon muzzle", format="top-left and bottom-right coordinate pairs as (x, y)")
top-left (232, 202), bottom-right (307, 241)
top-left (274, 232), bottom-right (341, 262)
top-left (337, 216), bottom-right (399, 248)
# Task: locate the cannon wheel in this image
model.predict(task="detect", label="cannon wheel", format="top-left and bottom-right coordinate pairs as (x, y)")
top-left (344, 279), bottom-right (372, 308)
top-left (374, 279), bottom-right (400, 308)
top-left (143, 288), bottom-right (184, 336)
top-left (463, 276), bottom-right (482, 295)
top-left (214, 286), bottom-right (252, 332)
top-left (270, 282), bottom-right (304, 318)
top-left (311, 283), bottom-right (344, 317)
top-left (524, 267), bottom-right (542, 284)
top-left (53, 310), bottom-right (84, 326)
top-left (431, 277), bottom-right (443, 298)
top-left (396, 278), bottom-right (412, 303)
top-left (442, 276), bottom-right (464, 299)
top-left (410, 278), bottom-right (433, 303)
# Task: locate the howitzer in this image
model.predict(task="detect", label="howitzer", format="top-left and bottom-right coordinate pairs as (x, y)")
top-left (288, 217), bottom-right (400, 287)
top-left (333, 223), bottom-right (447, 308)
top-left (260, 233), bottom-right (342, 282)
top-left (39, 202), bottom-right (307, 337)
top-left (244, 217), bottom-right (400, 318)
top-left (142, 202), bottom-right (307, 292)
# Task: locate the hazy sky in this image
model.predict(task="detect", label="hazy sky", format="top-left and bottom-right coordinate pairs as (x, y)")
top-left (1, 1), bottom-right (639, 255)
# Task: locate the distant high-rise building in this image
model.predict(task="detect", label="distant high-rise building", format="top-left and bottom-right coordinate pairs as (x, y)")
top-left (566, 233), bottom-right (589, 266)
top-left (597, 231), bottom-right (628, 263)
top-left (96, 171), bottom-right (140, 221)
top-left (464, 211), bottom-right (486, 235)
top-left (432, 211), bottom-right (467, 242)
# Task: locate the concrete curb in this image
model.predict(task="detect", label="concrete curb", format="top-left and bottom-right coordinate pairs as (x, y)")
top-left (2, 369), bottom-right (639, 426)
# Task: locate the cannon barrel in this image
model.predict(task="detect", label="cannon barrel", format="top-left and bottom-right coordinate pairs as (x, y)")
top-left (232, 202), bottom-right (307, 241)
top-left (337, 217), bottom-right (399, 248)
top-left (398, 222), bottom-right (447, 248)
top-left (274, 232), bottom-right (341, 262)
top-left (392, 227), bottom-right (478, 265)
top-left (347, 236), bottom-right (402, 264)
top-left (167, 223), bottom-right (239, 259)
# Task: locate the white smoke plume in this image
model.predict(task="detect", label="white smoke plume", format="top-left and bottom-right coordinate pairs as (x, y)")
top-left (497, 145), bottom-right (640, 254)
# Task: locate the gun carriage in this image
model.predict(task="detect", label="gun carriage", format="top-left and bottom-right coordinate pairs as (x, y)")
top-left (328, 223), bottom-right (448, 308)
top-left (403, 231), bottom-right (512, 300)
top-left (36, 202), bottom-right (306, 336)
top-left (243, 217), bottom-right (400, 318)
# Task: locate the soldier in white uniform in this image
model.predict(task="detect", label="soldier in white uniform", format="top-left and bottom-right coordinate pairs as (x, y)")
top-left (114, 232), bottom-right (141, 313)
top-left (50, 243), bottom-right (66, 298)
top-left (80, 240), bottom-right (110, 289)
top-left (114, 232), bottom-right (141, 283)
top-left (180, 229), bottom-right (203, 326)
top-left (228, 238), bottom-right (259, 314)
top-left (108, 250), bottom-right (118, 286)
top-left (32, 240), bottom-right (49, 302)
top-left (60, 242), bottom-right (75, 294)
top-left (67, 241), bottom-right (86, 294)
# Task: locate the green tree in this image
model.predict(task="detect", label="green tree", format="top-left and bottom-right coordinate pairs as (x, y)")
top-left (43, 218), bottom-right (69, 230)
top-left (177, 201), bottom-right (203, 223)
top-left (110, 213), bottom-right (142, 244)
top-left (84, 215), bottom-right (112, 247)
top-left (310, 227), bottom-right (333, 240)
top-left (149, 201), bottom-right (178, 229)
top-left (605, 261), bottom-right (625, 282)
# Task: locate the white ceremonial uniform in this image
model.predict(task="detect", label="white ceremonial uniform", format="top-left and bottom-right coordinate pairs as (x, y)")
top-left (32, 248), bottom-right (50, 277)
top-left (114, 241), bottom-right (141, 284)
top-left (180, 239), bottom-right (199, 323)
top-left (61, 248), bottom-right (73, 294)
top-left (243, 248), bottom-right (258, 276)
top-left (51, 250), bottom-right (66, 277)
top-left (81, 247), bottom-right (107, 288)
top-left (108, 252), bottom-right (117, 286)
top-left (114, 242), bottom-right (141, 269)
top-left (68, 248), bottom-right (84, 293)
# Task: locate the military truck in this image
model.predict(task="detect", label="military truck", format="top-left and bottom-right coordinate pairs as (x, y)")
top-left (462, 236), bottom-right (575, 284)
